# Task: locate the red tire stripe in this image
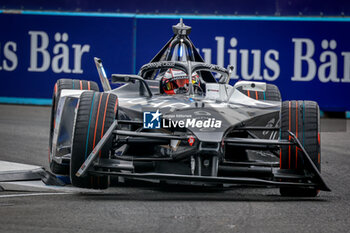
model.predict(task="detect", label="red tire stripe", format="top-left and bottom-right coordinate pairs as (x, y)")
top-left (279, 149), bottom-right (282, 169)
top-left (79, 80), bottom-right (83, 90)
top-left (54, 83), bottom-right (57, 95)
top-left (100, 94), bottom-right (110, 157)
top-left (247, 90), bottom-right (250, 97)
top-left (93, 94), bottom-right (103, 149)
top-left (88, 81), bottom-right (91, 90)
top-left (295, 101), bottom-right (298, 169)
top-left (255, 91), bottom-right (258, 100)
top-left (114, 97), bottom-right (118, 114)
top-left (288, 101), bottom-right (291, 169)
top-left (318, 153), bottom-right (321, 164)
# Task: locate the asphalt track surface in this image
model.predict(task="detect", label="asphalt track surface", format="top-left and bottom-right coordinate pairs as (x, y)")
top-left (0, 104), bottom-right (349, 233)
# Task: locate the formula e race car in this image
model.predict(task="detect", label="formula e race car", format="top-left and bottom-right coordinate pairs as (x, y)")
top-left (49, 19), bottom-right (330, 196)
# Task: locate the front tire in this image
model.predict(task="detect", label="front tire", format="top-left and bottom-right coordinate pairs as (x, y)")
top-left (70, 91), bottom-right (118, 189)
top-left (279, 100), bottom-right (321, 197)
top-left (49, 79), bottom-right (99, 175)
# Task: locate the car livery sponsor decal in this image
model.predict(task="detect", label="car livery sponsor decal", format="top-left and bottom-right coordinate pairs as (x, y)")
top-left (188, 136), bottom-right (195, 146)
top-left (143, 109), bottom-right (222, 129)
top-left (143, 110), bottom-right (162, 129)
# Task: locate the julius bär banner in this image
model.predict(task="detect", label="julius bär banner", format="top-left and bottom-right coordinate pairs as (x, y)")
top-left (0, 12), bottom-right (349, 111)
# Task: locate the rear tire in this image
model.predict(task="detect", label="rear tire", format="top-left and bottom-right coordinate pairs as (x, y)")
top-left (70, 91), bottom-right (118, 189)
top-left (49, 79), bottom-right (99, 175)
top-left (279, 100), bottom-right (321, 197)
top-left (238, 83), bottom-right (281, 101)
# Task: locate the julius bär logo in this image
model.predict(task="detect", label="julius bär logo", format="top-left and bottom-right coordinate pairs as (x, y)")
top-left (143, 109), bottom-right (162, 129)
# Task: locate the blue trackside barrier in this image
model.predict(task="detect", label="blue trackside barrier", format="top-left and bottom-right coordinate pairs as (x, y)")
top-left (1, 0), bottom-right (350, 16)
top-left (0, 11), bottom-right (349, 113)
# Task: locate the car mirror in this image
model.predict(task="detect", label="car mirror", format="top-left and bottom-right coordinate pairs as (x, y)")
top-left (111, 74), bottom-right (153, 97)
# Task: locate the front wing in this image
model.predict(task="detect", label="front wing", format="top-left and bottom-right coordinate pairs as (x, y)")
top-left (76, 120), bottom-right (330, 191)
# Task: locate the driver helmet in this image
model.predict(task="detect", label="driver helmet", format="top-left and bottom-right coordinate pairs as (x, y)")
top-left (161, 69), bottom-right (200, 94)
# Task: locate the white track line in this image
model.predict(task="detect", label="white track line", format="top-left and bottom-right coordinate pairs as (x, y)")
top-left (0, 160), bottom-right (42, 172)
top-left (0, 192), bottom-right (72, 198)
